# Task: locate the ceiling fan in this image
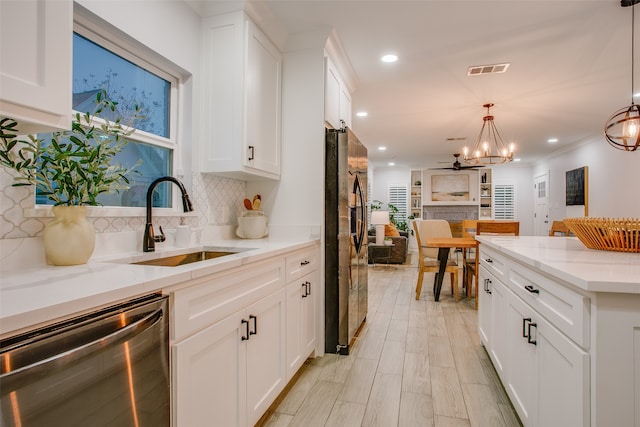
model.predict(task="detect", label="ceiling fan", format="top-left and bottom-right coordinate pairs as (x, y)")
top-left (432, 154), bottom-right (485, 171)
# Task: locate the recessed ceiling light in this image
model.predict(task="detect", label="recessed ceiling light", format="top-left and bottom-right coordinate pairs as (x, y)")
top-left (381, 54), bottom-right (398, 63)
top-left (356, 111), bottom-right (368, 117)
top-left (378, 146), bottom-right (387, 151)
top-left (547, 138), bottom-right (559, 144)
top-left (514, 158), bottom-right (521, 162)
top-left (388, 162), bottom-right (395, 166)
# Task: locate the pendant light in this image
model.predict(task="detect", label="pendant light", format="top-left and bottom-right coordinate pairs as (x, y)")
top-left (463, 103), bottom-right (515, 165)
top-left (604, 0), bottom-right (640, 152)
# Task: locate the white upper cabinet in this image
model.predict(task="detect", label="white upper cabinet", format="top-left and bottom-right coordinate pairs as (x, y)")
top-left (324, 56), bottom-right (351, 129)
top-left (0, 0), bottom-right (72, 133)
top-left (200, 12), bottom-right (282, 181)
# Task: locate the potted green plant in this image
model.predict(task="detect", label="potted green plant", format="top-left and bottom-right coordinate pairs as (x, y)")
top-left (0, 89), bottom-right (142, 265)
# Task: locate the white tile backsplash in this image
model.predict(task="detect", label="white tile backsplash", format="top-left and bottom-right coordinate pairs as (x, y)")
top-left (0, 169), bottom-right (246, 239)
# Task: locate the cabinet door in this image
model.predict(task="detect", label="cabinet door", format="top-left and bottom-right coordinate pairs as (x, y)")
top-left (301, 272), bottom-right (317, 360)
top-left (285, 280), bottom-right (304, 381)
top-left (505, 291), bottom-right (537, 426)
top-left (245, 289), bottom-right (286, 426)
top-left (0, 0), bottom-right (72, 133)
top-left (173, 310), bottom-right (247, 427)
top-left (478, 268), bottom-right (507, 378)
top-left (489, 277), bottom-right (508, 378)
top-left (339, 84), bottom-right (352, 128)
top-left (477, 268), bottom-right (493, 347)
top-left (245, 19), bottom-right (281, 176)
top-left (535, 313), bottom-right (589, 427)
top-left (324, 57), bottom-right (340, 128)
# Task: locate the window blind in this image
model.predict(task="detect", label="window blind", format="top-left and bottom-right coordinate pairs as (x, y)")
top-left (494, 183), bottom-right (516, 220)
top-left (388, 183), bottom-right (409, 223)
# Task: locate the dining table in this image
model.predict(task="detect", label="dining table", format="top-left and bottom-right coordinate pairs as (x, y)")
top-left (425, 237), bottom-right (479, 302)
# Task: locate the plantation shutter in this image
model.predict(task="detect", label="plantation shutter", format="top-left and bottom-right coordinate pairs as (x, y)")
top-left (494, 183), bottom-right (516, 220)
top-left (388, 183), bottom-right (409, 223)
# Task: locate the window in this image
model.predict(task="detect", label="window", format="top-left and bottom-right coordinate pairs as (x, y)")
top-left (36, 28), bottom-right (179, 208)
top-left (388, 183), bottom-right (409, 225)
top-left (494, 183), bottom-right (516, 220)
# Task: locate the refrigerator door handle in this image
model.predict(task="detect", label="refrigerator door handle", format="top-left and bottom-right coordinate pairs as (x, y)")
top-left (353, 175), bottom-right (365, 255)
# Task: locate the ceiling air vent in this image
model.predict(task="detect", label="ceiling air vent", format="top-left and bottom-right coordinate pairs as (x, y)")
top-left (467, 63), bottom-right (510, 76)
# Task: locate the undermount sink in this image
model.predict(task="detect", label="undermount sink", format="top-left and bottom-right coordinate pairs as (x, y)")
top-left (131, 250), bottom-right (239, 267)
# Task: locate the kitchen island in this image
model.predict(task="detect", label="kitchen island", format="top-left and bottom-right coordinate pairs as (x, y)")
top-left (475, 235), bottom-right (640, 427)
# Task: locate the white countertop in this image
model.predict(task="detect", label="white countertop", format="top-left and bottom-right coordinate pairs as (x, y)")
top-left (0, 236), bottom-right (318, 337)
top-left (475, 235), bottom-right (640, 293)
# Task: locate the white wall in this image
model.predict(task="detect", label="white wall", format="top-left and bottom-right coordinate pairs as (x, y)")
top-left (492, 164), bottom-right (534, 236)
top-left (370, 166), bottom-right (410, 207)
top-left (533, 137), bottom-right (640, 219)
top-left (246, 46), bottom-right (326, 234)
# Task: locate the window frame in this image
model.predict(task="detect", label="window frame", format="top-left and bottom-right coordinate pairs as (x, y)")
top-left (26, 12), bottom-right (185, 218)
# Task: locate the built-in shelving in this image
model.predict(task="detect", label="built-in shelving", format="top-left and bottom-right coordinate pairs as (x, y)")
top-left (410, 170), bottom-right (422, 219)
top-left (479, 169), bottom-right (492, 219)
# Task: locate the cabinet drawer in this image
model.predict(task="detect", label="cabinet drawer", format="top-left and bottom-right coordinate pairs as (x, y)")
top-left (479, 245), bottom-right (508, 281)
top-left (172, 257), bottom-right (286, 342)
top-left (286, 247), bottom-right (318, 282)
top-left (509, 262), bottom-right (589, 348)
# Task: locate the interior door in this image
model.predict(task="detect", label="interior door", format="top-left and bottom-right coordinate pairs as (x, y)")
top-left (533, 173), bottom-right (549, 236)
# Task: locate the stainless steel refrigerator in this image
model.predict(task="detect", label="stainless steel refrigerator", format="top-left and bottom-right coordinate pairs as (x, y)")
top-left (325, 126), bottom-right (368, 355)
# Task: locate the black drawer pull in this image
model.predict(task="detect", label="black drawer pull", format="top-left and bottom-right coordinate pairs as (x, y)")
top-left (301, 260), bottom-right (310, 266)
top-left (525, 285), bottom-right (540, 294)
top-left (241, 319), bottom-right (250, 341)
top-left (302, 283), bottom-right (309, 298)
top-left (523, 317), bottom-right (532, 338)
top-left (248, 145), bottom-right (255, 161)
top-left (527, 322), bottom-right (537, 345)
top-left (249, 314), bottom-right (257, 336)
top-left (485, 258), bottom-right (493, 263)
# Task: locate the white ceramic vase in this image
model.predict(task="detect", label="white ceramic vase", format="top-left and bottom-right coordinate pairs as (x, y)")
top-left (43, 206), bottom-right (96, 266)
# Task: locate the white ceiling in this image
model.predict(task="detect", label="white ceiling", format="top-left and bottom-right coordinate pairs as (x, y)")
top-left (186, 0), bottom-right (638, 169)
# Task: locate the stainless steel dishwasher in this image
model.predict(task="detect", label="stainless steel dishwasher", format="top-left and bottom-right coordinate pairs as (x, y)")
top-left (0, 293), bottom-right (170, 427)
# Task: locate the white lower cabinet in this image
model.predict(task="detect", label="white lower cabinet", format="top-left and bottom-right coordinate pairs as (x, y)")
top-left (169, 243), bottom-right (319, 427)
top-left (478, 268), bottom-right (508, 378)
top-left (285, 270), bottom-right (317, 380)
top-left (479, 250), bottom-right (589, 427)
top-left (172, 288), bottom-right (285, 427)
top-left (504, 290), bottom-right (589, 427)
top-left (173, 310), bottom-right (248, 427)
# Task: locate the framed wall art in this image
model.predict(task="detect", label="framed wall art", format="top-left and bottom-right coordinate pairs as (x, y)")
top-left (565, 166), bottom-right (589, 216)
top-left (431, 174), bottom-right (470, 202)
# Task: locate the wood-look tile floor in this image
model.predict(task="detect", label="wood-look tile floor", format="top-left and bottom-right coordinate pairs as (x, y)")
top-left (258, 264), bottom-right (523, 427)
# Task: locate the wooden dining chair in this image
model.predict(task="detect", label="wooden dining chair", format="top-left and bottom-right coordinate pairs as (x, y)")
top-left (466, 221), bottom-right (519, 309)
top-left (549, 220), bottom-right (571, 236)
top-left (413, 219), bottom-right (459, 301)
top-left (461, 219), bottom-right (479, 299)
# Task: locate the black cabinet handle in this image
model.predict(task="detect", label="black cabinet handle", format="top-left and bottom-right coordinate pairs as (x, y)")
top-left (527, 322), bottom-right (537, 345)
top-left (523, 317), bottom-right (532, 338)
top-left (249, 314), bottom-right (257, 336)
top-left (301, 260), bottom-right (310, 266)
top-left (524, 285), bottom-right (540, 294)
top-left (241, 319), bottom-right (250, 341)
top-left (485, 258), bottom-right (493, 263)
top-left (484, 278), bottom-right (492, 294)
top-left (302, 281), bottom-right (311, 297)
top-left (248, 145), bottom-right (255, 161)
